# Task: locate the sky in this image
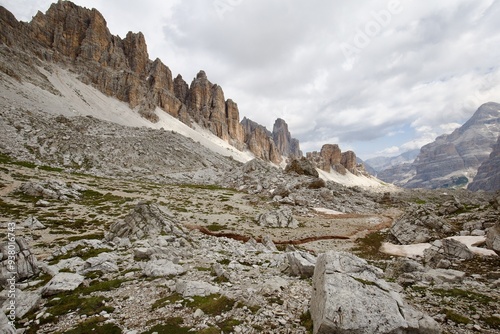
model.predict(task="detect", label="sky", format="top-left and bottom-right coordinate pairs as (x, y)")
top-left (1, 0), bottom-right (500, 160)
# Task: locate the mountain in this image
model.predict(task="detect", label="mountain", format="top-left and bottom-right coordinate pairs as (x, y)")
top-left (468, 135), bottom-right (500, 191)
top-left (365, 149), bottom-right (420, 173)
top-left (0, 1), bottom-right (298, 165)
top-left (404, 102), bottom-right (500, 189)
top-left (272, 118), bottom-right (302, 158)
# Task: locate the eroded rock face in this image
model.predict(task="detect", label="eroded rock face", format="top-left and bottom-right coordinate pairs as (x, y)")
top-left (0, 3), bottom-right (260, 158)
top-left (306, 144), bottom-right (361, 175)
top-left (311, 251), bottom-right (440, 334)
top-left (241, 117), bottom-right (281, 164)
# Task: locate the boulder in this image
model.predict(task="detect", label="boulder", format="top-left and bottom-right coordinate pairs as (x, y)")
top-left (43, 272), bottom-right (85, 296)
top-left (82, 252), bottom-right (119, 274)
top-left (106, 202), bottom-right (185, 241)
top-left (486, 222), bottom-right (500, 255)
top-left (311, 251), bottom-right (440, 334)
top-left (423, 269), bottom-right (466, 284)
top-left (286, 251), bottom-right (317, 278)
top-left (0, 236), bottom-right (39, 285)
top-left (0, 311), bottom-right (15, 333)
top-left (21, 216), bottom-right (46, 230)
top-left (257, 208), bottom-right (299, 229)
top-left (423, 239), bottom-right (474, 269)
top-left (175, 280), bottom-right (220, 297)
top-left (390, 206), bottom-right (452, 244)
top-left (142, 259), bottom-right (185, 277)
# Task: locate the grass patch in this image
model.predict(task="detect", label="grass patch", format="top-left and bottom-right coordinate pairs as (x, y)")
top-left (187, 294), bottom-right (236, 315)
top-left (206, 223), bottom-right (225, 232)
top-left (481, 315), bottom-right (500, 329)
top-left (45, 295), bottom-right (113, 319)
top-left (48, 245), bottom-right (110, 265)
top-left (431, 288), bottom-right (494, 304)
top-left (442, 309), bottom-right (472, 325)
top-left (217, 318), bottom-right (242, 332)
top-left (300, 310), bottom-right (313, 333)
top-left (66, 233), bottom-right (105, 242)
top-left (352, 231), bottom-right (391, 260)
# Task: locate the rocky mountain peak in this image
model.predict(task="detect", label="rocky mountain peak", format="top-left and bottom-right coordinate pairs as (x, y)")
top-left (306, 144), bottom-right (362, 175)
top-left (272, 118), bottom-right (302, 158)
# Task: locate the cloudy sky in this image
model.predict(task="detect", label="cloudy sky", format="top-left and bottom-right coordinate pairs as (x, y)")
top-left (2, 0), bottom-right (500, 159)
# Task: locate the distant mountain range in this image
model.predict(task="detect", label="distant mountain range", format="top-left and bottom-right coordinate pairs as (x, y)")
top-left (371, 102), bottom-right (500, 191)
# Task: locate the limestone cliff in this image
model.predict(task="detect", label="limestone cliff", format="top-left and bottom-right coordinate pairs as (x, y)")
top-left (241, 118), bottom-right (281, 164)
top-left (0, 2), bottom-right (254, 156)
top-left (306, 144), bottom-right (362, 175)
top-left (272, 118), bottom-right (301, 158)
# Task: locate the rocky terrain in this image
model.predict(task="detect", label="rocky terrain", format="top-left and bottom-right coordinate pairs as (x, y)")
top-left (0, 141), bottom-right (499, 334)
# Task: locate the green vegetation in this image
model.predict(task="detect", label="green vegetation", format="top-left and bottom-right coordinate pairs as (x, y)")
top-left (442, 309), bottom-right (472, 325)
top-left (48, 245), bottom-right (110, 265)
top-left (352, 231), bottom-right (391, 260)
top-left (45, 295), bottom-right (113, 320)
top-left (186, 294), bottom-right (236, 316)
top-left (481, 315), bottom-right (500, 329)
top-left (300, 310), bottom-right (314, 333)
top-left (206, 223), bottom-right (225, 232)
top-left (431, 288), bottom-right (494, 304)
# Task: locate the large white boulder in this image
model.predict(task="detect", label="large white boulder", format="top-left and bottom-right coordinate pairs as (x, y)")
top-left (311, 251), bottom-right (440, 334)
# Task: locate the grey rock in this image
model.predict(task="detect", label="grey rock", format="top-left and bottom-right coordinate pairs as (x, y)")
top-left (106, 202), bottom-right (186, 241)
top-left (286, 251), bottom-right (317, 278)
top-left (0, 237), bottom-right (39, 285)
top-left (0, 310), bottom-right (16, 333)
top-left (423, 239), bottom-right (474, 268)
top-left (21, 216), bottom-right (46, 230)
top-left (311, 251), bottom-right (440, 334)
top-left (423, 268), bottom-right (466, 284)
top-left (82, 252), bottom-right (119, 274)
top-left (43, 272), bottom-right (85, 296)
top-left (485, 222), bottom-right (500, 255)
top-left (260, 276), bottom-right (288, 295)
top-left (257, 208), bottom-right (299, 229)
top-left (261, 235), bottom-right (278, 252)
top-left (142, 259), bottom-right (185, 277)
top-left (175, 280), bottom-right (220, 297)
top-left (390, 205), bottom-right (452, 244)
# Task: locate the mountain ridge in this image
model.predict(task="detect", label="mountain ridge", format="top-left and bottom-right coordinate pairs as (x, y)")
top-left (0, 1), bottom-right (302, 164)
